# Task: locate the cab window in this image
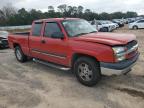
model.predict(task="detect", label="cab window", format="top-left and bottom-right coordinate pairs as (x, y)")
top-left (32, 23), bottom-right (43, 36)
top-left (44, 22), bottom-right (62, 37)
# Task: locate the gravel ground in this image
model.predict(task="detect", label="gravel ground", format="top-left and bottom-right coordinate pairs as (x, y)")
top-left (0, 25), bottom-right (144, 108)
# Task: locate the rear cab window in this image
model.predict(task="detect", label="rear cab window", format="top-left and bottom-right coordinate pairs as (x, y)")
top-left (32, 22), bottom-right (43, 36)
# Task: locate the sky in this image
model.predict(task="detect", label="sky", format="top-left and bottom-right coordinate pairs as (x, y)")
top-left (0, 0), bottom-right (144, 15)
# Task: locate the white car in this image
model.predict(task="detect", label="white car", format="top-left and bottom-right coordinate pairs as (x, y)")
top-left (91, 20), bottom-right (116, 32)
top-left (129, 19), bottom-right (144, 29)
top-left (113, 23), bottom-right (119, 28)
top-left (91, 22), bottom-right (103, 31)
top-left (97, 21), bottom-right (114, 32)
top-left (104, 21), bottom-right (118, 29)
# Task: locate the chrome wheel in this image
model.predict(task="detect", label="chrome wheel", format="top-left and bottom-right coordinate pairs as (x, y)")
top-left (78, 63), bottom-right (93, 81)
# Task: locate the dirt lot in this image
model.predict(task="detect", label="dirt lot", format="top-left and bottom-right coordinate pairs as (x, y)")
top-left (0, 26), bottom-right (144, 108)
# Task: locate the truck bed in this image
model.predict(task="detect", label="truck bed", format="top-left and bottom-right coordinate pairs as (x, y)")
top-left (8, 32), bottom-right (30, 56)
top-left (13, 32), bottom-right (30, 36)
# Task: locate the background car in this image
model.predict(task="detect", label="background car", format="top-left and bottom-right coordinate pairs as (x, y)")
top-left (97, 20), bottom-right (115, 32)
top-left (129, 19), bottom-right (144, 29)
top-left (0, 31), bottom-right (9, 48)
top-left (104, 20), bottom-right (118, 29)
top-left (90, 21), bottom-right (104, 31)
top-left (112, 19), bottom-right (124, 27)
top-left (90, 20), bottom-right (115, 32)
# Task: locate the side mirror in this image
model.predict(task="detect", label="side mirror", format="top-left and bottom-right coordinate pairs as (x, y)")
top-left (51, 32), bottom-right (64, 39)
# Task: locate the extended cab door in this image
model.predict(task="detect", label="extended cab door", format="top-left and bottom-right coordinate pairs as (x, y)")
top-left (29, 22), bottom-right (43, 58)
top-left (39, 22), bottom-right (70, 66)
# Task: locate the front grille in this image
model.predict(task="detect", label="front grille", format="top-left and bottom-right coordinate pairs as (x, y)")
top-left (126, 40), bottom-right (137, 49)
top-left (126, 40), bottom-right (138, 59)
top-left (2, 39), bottom-right (8, 45)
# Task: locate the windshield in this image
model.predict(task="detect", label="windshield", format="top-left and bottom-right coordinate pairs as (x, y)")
top-left (106, 21), bottom-right (112, 24)
top-left (100, 21), bottom-right (109, 24)
top-left (62, 19), bottom-right (97, 37)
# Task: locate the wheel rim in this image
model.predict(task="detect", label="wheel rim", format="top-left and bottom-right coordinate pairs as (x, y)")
top-left (16, 49), bottom-right (22, 60)
top-left (78, 63), bottom-right (93, 81)
top-left (134, 26), bottom-right (137, 29)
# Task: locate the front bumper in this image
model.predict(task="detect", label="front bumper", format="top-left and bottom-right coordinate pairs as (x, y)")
top-left (100, 53), bottom-right (139, 75)
top-left (128, 24), bottom-right (133, 29)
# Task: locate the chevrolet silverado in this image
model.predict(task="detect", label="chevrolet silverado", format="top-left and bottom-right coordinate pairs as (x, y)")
top-left (8, 18), bottom-right (139, 86)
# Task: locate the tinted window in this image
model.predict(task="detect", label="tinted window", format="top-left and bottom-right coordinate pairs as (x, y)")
top-left (44, 22), bottom-right (62, 37)
top-left (138, 20), bottom-right (144, 23)
top-left (32, 23), bottom-right (43, 36)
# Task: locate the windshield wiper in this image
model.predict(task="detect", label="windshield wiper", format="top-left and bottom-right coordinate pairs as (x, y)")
top-left (74, 31), bottom-right (97, 37)
top-left (74, 33), bottom-right (89, 37)
top-left (89, 31), bottom-right (97, 33)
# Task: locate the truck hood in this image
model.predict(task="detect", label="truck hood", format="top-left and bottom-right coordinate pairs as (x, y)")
top-left (72, 32), bottom-right (136, 46)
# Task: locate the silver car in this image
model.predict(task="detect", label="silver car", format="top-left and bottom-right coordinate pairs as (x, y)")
top-left (0, 31), bottom-right (9, 48)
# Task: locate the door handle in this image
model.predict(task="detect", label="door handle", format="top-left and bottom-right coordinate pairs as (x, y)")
top-left (41, 40), bottom-right (46, 44)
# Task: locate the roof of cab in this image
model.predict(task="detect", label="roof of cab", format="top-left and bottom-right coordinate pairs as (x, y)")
top-left (34, 18), bottom-right (80, 23)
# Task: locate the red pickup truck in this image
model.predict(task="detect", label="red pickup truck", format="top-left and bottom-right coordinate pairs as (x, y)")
top-left (8, 18), bottom-right (139, 86)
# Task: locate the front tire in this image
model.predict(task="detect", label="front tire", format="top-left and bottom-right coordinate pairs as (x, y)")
top-left (133, 25), bottom-right (138, 30)
top-left (15, 46), bottom-right (27, 63)
top-left (74, 57), bottom-right (101, 87)
top-left (102, 27), bottom-right (109, 32)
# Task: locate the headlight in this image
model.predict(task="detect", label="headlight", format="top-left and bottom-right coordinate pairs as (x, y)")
top-left (112, 47), bottom-right (125, 54)
top-left (112, 47), bottom-right (126, 62)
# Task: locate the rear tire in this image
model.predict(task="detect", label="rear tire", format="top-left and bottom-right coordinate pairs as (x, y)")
top-left (15, 46), bottom-right (27, 63)
top-left (74, 57), bottom-right (101, 87)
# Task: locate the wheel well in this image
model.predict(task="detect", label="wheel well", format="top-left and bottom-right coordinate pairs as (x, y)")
top-left (103, 27), bottom-right (109, 31)
top-left (133, 25), bottom-right (138, 28)
top-left (71, 53), bottom-right (99, 67)
top-left (13, 43), bottom-right (20, 48)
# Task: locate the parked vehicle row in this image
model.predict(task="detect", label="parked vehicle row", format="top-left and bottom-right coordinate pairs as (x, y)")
top-left (90, 17), bottom-right (144, 31)
top-left (126, 17), bottom-right (144, 24)
top-left (112, 17), bottom-right (144, 30)
top-left (129, 19), bottom-right (144, 30)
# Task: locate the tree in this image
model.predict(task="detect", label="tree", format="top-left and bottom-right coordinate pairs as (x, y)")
top-left (99, 12), bottom-right (110, 20)
top-left (0, 3), bottom-right (17, 26)
top-left (72, 6), bottom-right (78, 17)
top-left (85, 9), bottom-right (91, 13)
top-left (0, 4), bottom-right (140, 26)
top-left (78, 6), bottom-right (84, 14)
top-left (1, 3), bottom-right (16, 20)
top-left (110, 12), bottom-right (125, 19)
top-left (125, 11), bottom-right (137, 18)
top-left (57, 4), bottom-right (67, 13)
top-left (48, 6), bottom-right (55, 13)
